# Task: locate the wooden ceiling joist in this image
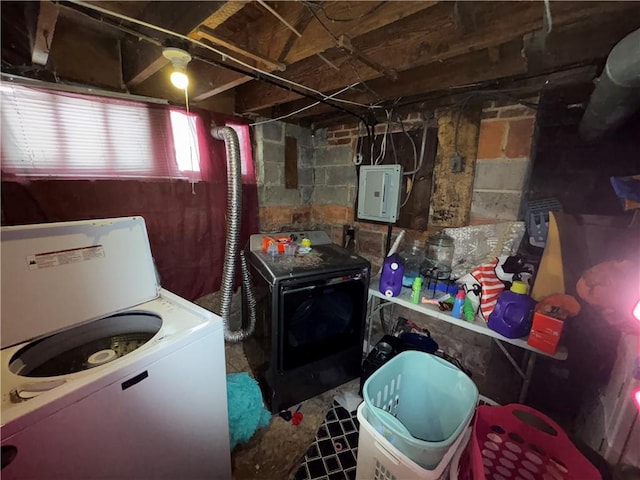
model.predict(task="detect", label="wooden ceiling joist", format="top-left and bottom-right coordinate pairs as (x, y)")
top-left (236, 1), bottom-right (640, 113)
top-left (194, 25), bottom-right (285, 72)
top-left (31, 1), bottom-right (59, 66)
top-left (3, 0), bottom-right (640, 126)
top-left (122, 2), bottom-right (248, 89)
top-left (195, 1), bottom-right (439, 99)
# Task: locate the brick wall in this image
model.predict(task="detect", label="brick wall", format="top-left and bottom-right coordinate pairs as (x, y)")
top-left (252, 101), bottom-right (537, 269)
top-left (251, 104), bottom-right (537, 386)
top-left (472, 100), bottom-right (537, 223)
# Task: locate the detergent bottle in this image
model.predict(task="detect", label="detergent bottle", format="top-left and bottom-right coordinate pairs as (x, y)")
top-left (487, 281), bottom-right (536, 338)
top-left (380, 253), bottom-right (404, 298)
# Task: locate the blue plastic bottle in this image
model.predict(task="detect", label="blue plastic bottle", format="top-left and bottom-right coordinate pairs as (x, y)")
top-left (451, 289), bottom-right (465, 319)
top-left (487, 281), bottom-right (536, 338)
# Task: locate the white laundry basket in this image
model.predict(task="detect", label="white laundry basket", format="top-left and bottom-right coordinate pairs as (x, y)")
top-left (356, 403), bottom-right (471, 480)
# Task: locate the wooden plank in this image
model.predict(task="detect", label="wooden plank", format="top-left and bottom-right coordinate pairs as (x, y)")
top-left (277, 10), bottom-right (314, 62)
top-left (192, 67), bottom-right (253, 102)
top-left (198, 1), bottom-right (249, 31)
top-left (430, 105), bottom-right (482, 227)
top-left (2, 1), bottom-right (39, 66)
top-left (244, 1), bottom-right (308, 61)
top-left (194, 25), bottom-right (285, 71)
top-left (454, 1), bottom-right (478, 34)
top-left (523, 12), bottom-right (640, 72)
top-left (197, 2), bottom-right (436, 99)
top-left (337, 34), bottom-right (397, 81)
top-left (264, 0), bottom-right (636, 121)
top-left (122, 2), bottom-right (242, 88)
top-left (303, 65), bottom-right (596, 129)
top-left (139, 1), bottom-right (228, 36)
top-left (236, 1), bottom-right (636, 112)
top-left (285, 136), bottom-right (298, 189)
top-left (32, 1), bottom-right (59, 66)
top-left (188, 43), bottom-right (257, 102)
top-left (275, 1), bottom-right (437, 65)
top-left (272, 39), bottom-right (528, 121)
top-left (48, 14), bottom-right (122, 89)
top-left (343, 39), bottom-right (528, 109)
top-left (177, 3), bottom-right (256, 99)
top-left (122, 39), bottom-right (169, 89)
top-left (398, 127), bottom-right (439, 231)
top-left (302, 65), bottom-right (597, 129)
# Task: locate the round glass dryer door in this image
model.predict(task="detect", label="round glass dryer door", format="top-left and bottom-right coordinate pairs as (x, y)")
top-left (9, 312), bottom-right (162, 377)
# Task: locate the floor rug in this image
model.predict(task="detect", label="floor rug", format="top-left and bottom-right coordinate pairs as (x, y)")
top-left (292, 400), bottom-right (360, 480)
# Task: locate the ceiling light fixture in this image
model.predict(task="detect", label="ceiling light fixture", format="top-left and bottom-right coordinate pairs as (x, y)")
top-left (162, 47), bottom-right (192, 90)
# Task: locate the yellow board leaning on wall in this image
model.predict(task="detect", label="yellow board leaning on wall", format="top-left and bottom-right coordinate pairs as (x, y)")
top-left (532, 212), bottom-right (565, 301)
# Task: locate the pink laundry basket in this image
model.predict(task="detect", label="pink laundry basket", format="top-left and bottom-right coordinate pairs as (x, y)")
top-left (455, 403), bottom-right (601, 480)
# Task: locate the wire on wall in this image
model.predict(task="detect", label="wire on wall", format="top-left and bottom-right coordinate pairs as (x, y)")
top-left (183, 87), bottom-right (197, 195)
top-left (301, 0), bottom-right (385, 105)
top-left (249, 83), bottom-right (360, 126)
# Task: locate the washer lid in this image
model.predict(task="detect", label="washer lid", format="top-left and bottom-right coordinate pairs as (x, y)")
top-left (1, 217), bottom-right (160, 349)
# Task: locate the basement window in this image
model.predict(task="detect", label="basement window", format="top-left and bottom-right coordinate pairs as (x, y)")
top-left (0, 83), bottom-right (204, 180)
top-left (170, 110), bottom-right (200, 175)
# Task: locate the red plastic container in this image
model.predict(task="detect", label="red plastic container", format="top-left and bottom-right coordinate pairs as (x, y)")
top-left (527, 308), bottom-right (566, 355)
top-left (456, 404), bottom-right (601, 480)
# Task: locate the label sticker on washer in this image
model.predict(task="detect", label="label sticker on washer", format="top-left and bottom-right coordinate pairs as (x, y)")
top-left (27, 245), bottom-right (105, 270)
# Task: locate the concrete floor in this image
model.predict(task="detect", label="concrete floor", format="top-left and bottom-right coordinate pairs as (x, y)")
top-left (196, 290), bottom-right (358, 480)
top-left (195, 289), bottom-right (524, 480)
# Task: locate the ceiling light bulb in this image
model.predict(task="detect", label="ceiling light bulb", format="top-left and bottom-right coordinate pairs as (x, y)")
top-left (170, 70), bottom-right (189, 90)
top-left (162, 47), bottom-right (192, 91)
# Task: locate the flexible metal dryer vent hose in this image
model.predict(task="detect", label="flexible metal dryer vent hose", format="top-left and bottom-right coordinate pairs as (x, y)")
top-left (210, 126), bottom-right (256, 342)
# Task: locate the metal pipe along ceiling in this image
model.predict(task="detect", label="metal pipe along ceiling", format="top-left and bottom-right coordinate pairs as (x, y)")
top-left (579, 28), bottom-right (640, 141)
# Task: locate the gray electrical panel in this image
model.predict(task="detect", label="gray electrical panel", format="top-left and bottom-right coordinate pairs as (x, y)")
top-left (357, 165), bottom-right (402, 223)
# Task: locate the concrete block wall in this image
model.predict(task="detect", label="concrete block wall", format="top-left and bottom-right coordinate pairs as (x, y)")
top-left (313, 143), bottom-right (356, 208)
top-left (252, 119), bottom-right (362, 235)
top-left (471, 101), bottom-right (537, 223)
top-left (253, 121), bottom-right (316, 231)
top-left (250, 106), bottom-right (537, 387)
top-left (252, 103), bottom-right (537, 263)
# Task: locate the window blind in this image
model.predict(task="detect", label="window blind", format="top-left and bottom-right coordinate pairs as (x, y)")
top-left (1, 83), bottom-right (199, 180)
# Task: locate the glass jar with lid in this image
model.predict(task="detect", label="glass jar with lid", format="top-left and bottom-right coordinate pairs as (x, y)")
top-left (401, 239), bottom-right (425, 288)
top-left (421, 232), bottom-right (454, 296)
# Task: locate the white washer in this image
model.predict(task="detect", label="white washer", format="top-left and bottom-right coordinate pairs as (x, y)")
top-left (0, 217), bottom-right (231, 479)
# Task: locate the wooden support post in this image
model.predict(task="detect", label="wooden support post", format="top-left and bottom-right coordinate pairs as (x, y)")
top-left (285, 137), bottom-right (298, 189)
top-left (32, 1), bottom-right (59, 66)
top-left (430, 104), bottom-right (482, 227)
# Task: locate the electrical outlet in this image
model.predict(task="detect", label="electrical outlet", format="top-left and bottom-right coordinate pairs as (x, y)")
top-left (451, 152), bottom-right (465, 173)
top-left (342, 224), bottom-right (357, 251)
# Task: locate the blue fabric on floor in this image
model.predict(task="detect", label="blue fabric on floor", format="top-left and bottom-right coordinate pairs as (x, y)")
top-left (227, 372), bottom-right (272, 450)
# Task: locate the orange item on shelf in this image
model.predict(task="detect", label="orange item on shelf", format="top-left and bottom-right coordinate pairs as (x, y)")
top-left (527, 305), bottom-right (566, 354)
